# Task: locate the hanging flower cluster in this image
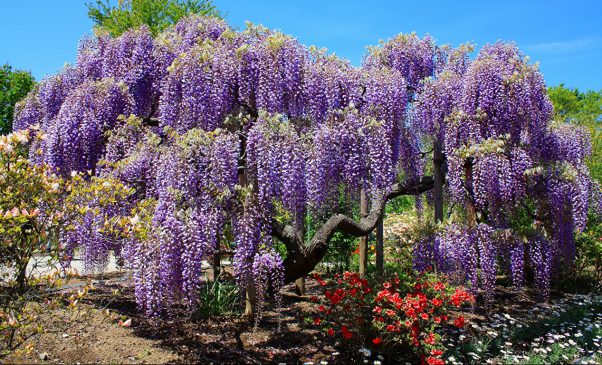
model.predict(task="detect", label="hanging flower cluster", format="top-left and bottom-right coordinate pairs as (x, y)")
top-left (410, 42), bottom-right (599, 301)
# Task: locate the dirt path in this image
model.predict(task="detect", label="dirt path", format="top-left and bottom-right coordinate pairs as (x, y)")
top-left (4, 279), bottom-right (338, 364)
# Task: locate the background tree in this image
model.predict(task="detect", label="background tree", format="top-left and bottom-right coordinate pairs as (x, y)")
top-left (548, 85), bottom-right (602, 182)
top-left (548, 85), bottom-right (602, 286)
top-left (0, 65), bottom-right (35, 135)
top-left (86, 0), bottom-right (221, 37)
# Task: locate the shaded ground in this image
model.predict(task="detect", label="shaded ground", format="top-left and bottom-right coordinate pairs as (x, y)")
top-left (4, 278), bottom-right (340, 364)
top-left (4, 275), bottom-right (601, 364)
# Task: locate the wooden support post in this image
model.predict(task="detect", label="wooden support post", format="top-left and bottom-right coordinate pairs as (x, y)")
top-left (464, 160), bottom-right (477, 228)
top-left (433, 140), bottom-right (444, 223)
top-left (359, 189), bottom-right (369, 276)
top-left (376, 217), bottom-right (384, 275)
top-left (238, 154), bottom-right (257, 319)
top-left (244, 279), bottom-right (256, 319)
top-left (212, 251), bottom-right (220, 281)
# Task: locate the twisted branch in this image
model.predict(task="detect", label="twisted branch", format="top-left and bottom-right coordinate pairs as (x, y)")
top-left (276, 176), bottom-right (434, 283)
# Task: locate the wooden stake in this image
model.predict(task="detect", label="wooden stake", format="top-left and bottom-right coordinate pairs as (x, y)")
top-left (376, 217), bottom-right (384, 275)
top-left (244, 279), bottom-right (256, 319)
top-left (433, 140), bottom-right (444, 223)
top-left (212, 251), bottom-right (220, 281)
top-left (359, 189), bottom-right (368, 276)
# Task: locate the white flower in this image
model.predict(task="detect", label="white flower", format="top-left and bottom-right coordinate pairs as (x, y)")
top-left (468, 352), bottom-right (480, 359)
top-left (358, 348), bottom-right (371, 357)
top-left (129, 214), bottom-right (140, 225)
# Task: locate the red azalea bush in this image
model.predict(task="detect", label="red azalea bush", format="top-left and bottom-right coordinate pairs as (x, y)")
top-left (311, 271), bottom-right (374, 346)
top-left (310, 271), bottom-right (474, 364)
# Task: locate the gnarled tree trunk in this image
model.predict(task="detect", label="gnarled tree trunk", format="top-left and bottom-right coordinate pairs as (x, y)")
top-left (274, 176), bottom-right (435, 284)
top-left (433, 140), bottom-right (445, 223)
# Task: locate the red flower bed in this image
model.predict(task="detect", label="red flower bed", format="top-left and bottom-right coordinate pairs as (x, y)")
top-left (310, 271), bottom-right (474, 364)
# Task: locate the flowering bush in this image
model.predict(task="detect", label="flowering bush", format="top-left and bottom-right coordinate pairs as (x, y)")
top-left (372, 275), bottom-right (474, 364)
top-left (310, 271), bottom-right (474, 364)
top-left (311, 272), bottom-right (374, 346)
top-left (0, 127), bottom-right (134, 282)
top-left (0, 127), bottom-right (133, 355)
top-left (0, 269), bottom-right (96, 357)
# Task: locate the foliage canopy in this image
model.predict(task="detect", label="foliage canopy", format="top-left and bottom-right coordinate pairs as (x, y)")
top-left (86, 0), bottom-right (221, 37)
top-left (0, 65), bottom-right (35, 135)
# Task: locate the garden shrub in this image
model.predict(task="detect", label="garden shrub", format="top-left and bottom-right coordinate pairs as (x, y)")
top-left (0, 127), bottom-right (133, 355)
top-left (310, 271), bottom-right (474, 364)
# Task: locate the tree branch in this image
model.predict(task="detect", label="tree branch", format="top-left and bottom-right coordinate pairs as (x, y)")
top-left (280, 176), bottom-right (434, 283)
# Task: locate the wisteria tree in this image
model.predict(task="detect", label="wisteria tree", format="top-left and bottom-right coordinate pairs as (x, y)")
top-left (412, 43), bottom-right (600, 301)
top-left (13, 15), bottom-right (600, 317)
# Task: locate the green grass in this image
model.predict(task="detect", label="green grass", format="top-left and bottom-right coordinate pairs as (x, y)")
top-left (195, 277), bottom-right (241, 319)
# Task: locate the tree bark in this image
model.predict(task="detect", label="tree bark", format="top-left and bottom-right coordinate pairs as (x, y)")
top-left (212, 251), bottom-right (220, 281)
top-left (274, 176), bottom-right (434, 284)
top-left (244, 281), bottom-right (256, 318)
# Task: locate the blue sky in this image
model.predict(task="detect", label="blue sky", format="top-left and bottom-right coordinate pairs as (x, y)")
top-left (1, 1), bottom-right (601, 90)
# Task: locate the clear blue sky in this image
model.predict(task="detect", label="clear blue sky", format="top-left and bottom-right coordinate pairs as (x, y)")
top-left (1, 1), bottom-right (601, 90)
